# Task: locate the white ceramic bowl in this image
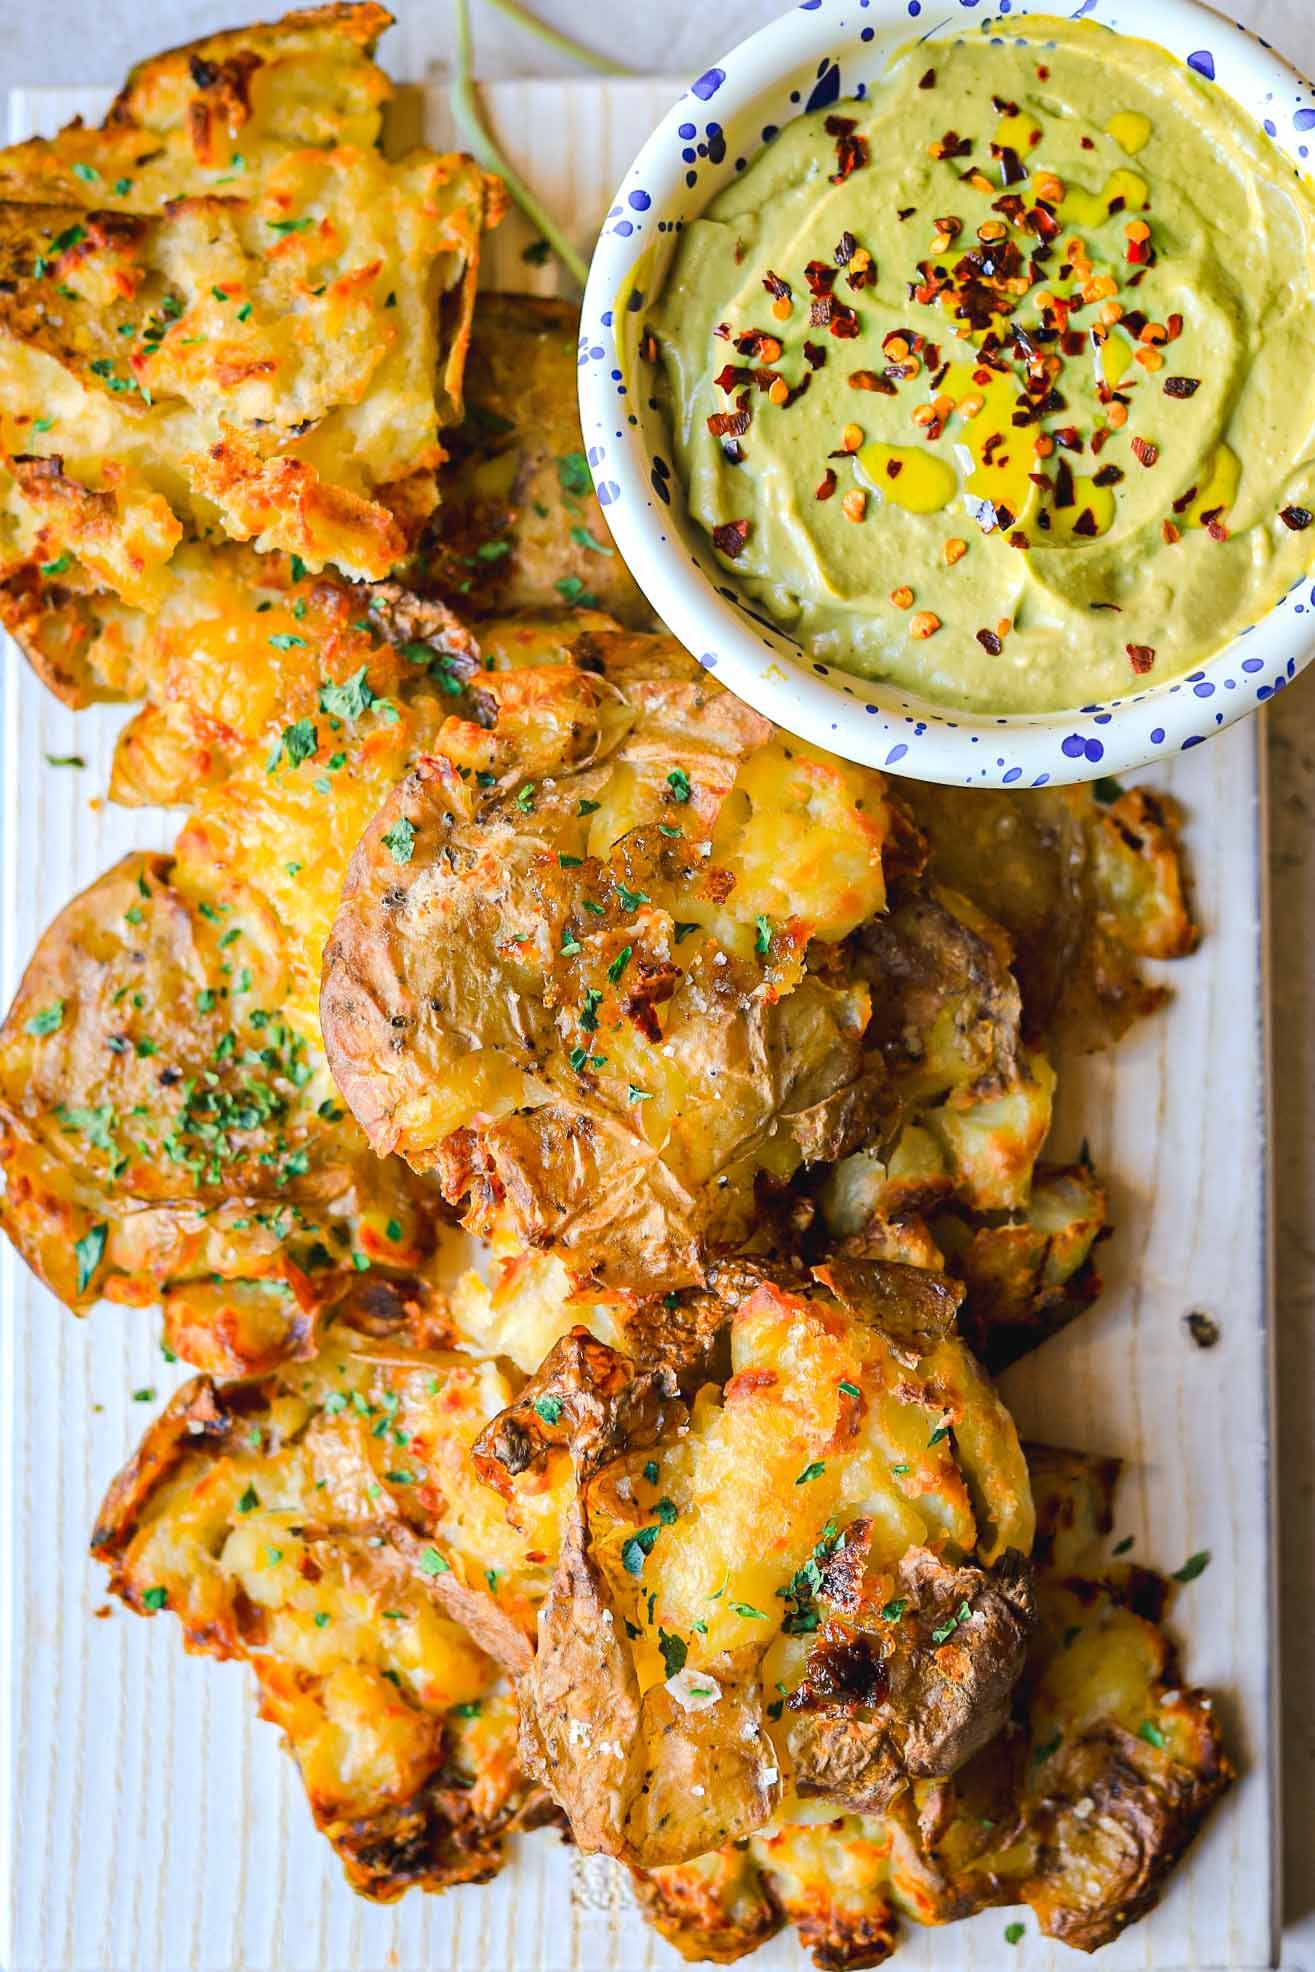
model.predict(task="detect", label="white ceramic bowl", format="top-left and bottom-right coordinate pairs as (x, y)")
top-left (579, 0), bottom-right (1315, 786)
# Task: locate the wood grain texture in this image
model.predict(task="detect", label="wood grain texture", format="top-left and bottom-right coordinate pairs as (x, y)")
top-left (0, 77), bottom-right (1276, 1972)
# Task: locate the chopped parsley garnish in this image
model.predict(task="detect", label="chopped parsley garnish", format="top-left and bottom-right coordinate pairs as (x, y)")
top-left (532, 1395), bottom-right (564, 1425)
top-left (838, 1380), bottom-right (861, 1399)
top-left (643, 1460), bottom-right (659, 1485)
top-left (577, 798), bottom-right (600, 816)
top-left (795, 1461), bottom-right (826, 1485)
top-left (318, 667), bottom-right (375, 720)
top-left (557, 450), bottom-right (592, 498)
top-left (475, 537), bottom-right (512, 562)
top-left (880, 1597), bottom-right (907, 1623)
top-left (615, 884), bottom-right (648, 912)
top-left (667, 767), bottom-right (692, 804)
top-left (561, 929), bottom-right (583, 956)
top-left (658, 1630), bottom-right (687, 1678)
top-left (25, 1001), bottom-right (64, 1036)
top-left (754, 915), bottom-right (772, 957)
top-left (1172, 1550), bottom-right (1210, 1583)
top-left (579, 988), bottom-right (603, 1032)
top-left (382, 817), bottom-right (417, 866)
top-left (554, 575), bottom-right (598, 608)
top-left (74, 1222), bottom-right (108, 1295)
top-left (558, 853), bottom-right (583, 869)
top-left (1031, 1730), bottom-right (1063, 1766)
top-left (928, 1422), bottom-right (951, 1447)
top-left (142, 1586), bottom-right (168, 1611)
top-left (266, 718), bottom-right (317, 772)
top-left (237, 1485), bottom-right (259, 1514)
top-left (418, 1547), bottom-right (450, 1576)
top-left (729, 1602), bottom-right (767, 1621)
top-left (674, 921), bottom-right (700, 943)
top-left (267, 216), bottom-right (313, 234)
top-left (1004, 1922), bottom-right (1025, 1946)
top-left (627, 1086), bottom-right (653, 1104)
top-left (268, 633), bottom-right (307, 651)
top-left (1138, 1719), bottom-right (1168, 1749)
top-left (570, 524), bottom-right (614, 556)
top-left (40, 553), bottom-right (72, 577)
top-left (515, 782), bottom-right (536, 812)
top-left (607, 944), bottom-right (633, 984)
top-left (621, 1525), bottom-right (660, 1575)
top-left (931, 1599), bottom-right (973, 1645)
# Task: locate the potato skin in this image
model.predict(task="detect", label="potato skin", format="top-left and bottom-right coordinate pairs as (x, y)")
top-left (322, 631), bottom-right (898, 1291)
top-left (477, 1265), bottom-right (1035, 1871)
top-left (419, 292), bottom-right (651, 625)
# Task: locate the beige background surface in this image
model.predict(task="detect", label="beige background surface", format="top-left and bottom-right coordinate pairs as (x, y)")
top-left (0, 0), bottom-right (1311, 1962)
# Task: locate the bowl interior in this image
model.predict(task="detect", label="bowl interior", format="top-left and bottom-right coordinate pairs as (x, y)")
top-left (580, 0), bottom-right (1315, 785)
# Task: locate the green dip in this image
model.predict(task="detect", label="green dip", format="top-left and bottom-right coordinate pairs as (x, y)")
top-left (653, 14), bottom-right (1315, 713)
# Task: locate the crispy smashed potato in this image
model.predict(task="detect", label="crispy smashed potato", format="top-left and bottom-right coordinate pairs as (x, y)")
top-left (900, 781), bottom-right (1198, 1051)
top-left (420, 291), bottom-right (650, 624)
top-left (91, 1302), bottom-right (564, 1895)
top-left (638, 1445), bottom-right (1230, 1966)
top-left (0, 850), bottom-right (441, 1369)
top-left (477, 1264), bottom-right (1035, 1870)
top-left (0, 4), bottom-right (488, 601)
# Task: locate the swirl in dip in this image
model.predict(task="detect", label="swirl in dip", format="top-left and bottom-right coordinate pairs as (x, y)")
top-left (653, 15), bottom-right (1315, 713)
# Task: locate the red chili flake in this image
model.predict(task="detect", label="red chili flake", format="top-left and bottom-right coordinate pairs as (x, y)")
top-left (1037, 65), bottom-right (1050, 80)
top-left (1093, 464), bottom-right (1125, 488)
top-left (825, 116), bottom-right (869, 183)
top-left (885, 460), bottom-right (904, 480)
top-left (809, 294), bottom-right (835, 329)
top-left (1204, 512), bottom-right (1230, 543)
top-left (712, 519), bottom-right (750, 559)
top-left (713, 363), bottom-right (752, 392)
top-left (1162, 518), bottom-right (1181, 544)
top-left (803, 341), bottom-right (827, 371)
top-left (1089, 601), bottom-right (1123, 611)
top-left (804, 260), bottom-right (838, 297)
top-left (1172, 485), bottom-right (1198, 514)
top-left (1061, 328), bottom-right (1087, 358)
top-left (991, 94), bottom-right (1019, 116)
top-left (782, 373), bottom-right (813, 409)
top-left (849, 370), bottom-right (894, 393)
top-left (829, 303), bottom-right (861, 339)
top-left (639, 330), bottom-right (659, 363)
top-left (1126, 643), bottom-right (1156, 674)
top-left (931, 131), bottom-right (973, 161)
top-left (919, 67), bottom-right (936, 90)
top-left (1166, 312), bottom-right (1184, 341)
top-left (1072, 507), bottom-right (1100, 537)
top-left (706, 406), bottom-right (751, 439)
top-left (734, 328), bottom-right (784, 361)
top-left (1280, 505), bottom-right (1313, 531)
top-left (834, 231), bottom-right (857, 266)
top-left (994, 144), bottom-right (1027, 187)
top-left (1164, 376), bottom-right (1200, 398)
top-left (1027, 202), bottom-right (1061, 242)
top-left (976, 628), bottom-right (1003, 655)
top-left (713, 322), bottom-right (732, 340)
top-left (992, 194), bottom-right (1026, 225)
top-left (1131, 437), bottom-right (1160, 468)
top-left (1090, 427), bottom-right (1111, 457)
top-left (762, 270), bottom-right (792, 301)
top-left (1054, 427), bottom-right (1083, 454)
top-left (983, 431), bottom-right (1008, 469)
top-left (815, 468), bottom-right (837, 501)
top-left (1008, 529), bottom-right (1029, 549)
top-left (722, 439), bottom-right (745, 465)
top-left (1080, 134), bottom-right (1095, 150)
top-left (1126, 237), bottom-right (1153, 266)
top-left (896, 205), bottom-right (917, 222)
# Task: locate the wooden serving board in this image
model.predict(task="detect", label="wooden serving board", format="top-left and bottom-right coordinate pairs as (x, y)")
top-left (1, 77), bottom-right (1277, 1972)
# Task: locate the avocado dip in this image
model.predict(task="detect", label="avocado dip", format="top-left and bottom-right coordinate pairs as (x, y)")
top-left (652, 15), bottom-right (1315, 713)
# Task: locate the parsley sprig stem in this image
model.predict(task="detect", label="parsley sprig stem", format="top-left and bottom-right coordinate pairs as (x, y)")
top-left (451, 0), bottom-right (591, 290)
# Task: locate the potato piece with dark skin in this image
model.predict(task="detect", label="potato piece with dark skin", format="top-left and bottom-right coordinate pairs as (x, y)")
top-left (419, 292), bottom-right (651, 625)
top-left (898, 782), bottom-right (1198, 1051)
top-left (639, 1446), bottom-right (1231, 1967)
top-left (322, 632), bottom-right (899, 1291)
top-left (477, 1266), bottom-right (1034, 1870)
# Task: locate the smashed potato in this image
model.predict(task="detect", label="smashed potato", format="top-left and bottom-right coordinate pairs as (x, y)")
top-left (322, 630), bottom-right (906, 1289)
top-left (0, 4), bottom-right (489, 598)
top-left (0, 851), bottom-right (441, 1369)
top-left (91, 1301), bottom-right (563, 1895)
top-left (637, 1445), bottom-right (1230, 1966)
top-left (477, 1263), bottom-right (1035, 1869)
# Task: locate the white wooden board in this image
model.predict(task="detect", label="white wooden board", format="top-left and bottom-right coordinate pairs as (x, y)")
top-left (0, 76), bottom-right (1277, 1972)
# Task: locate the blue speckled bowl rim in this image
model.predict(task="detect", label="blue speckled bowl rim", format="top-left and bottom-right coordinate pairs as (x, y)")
top-left (579, 0), bottom-right (1315, 787)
